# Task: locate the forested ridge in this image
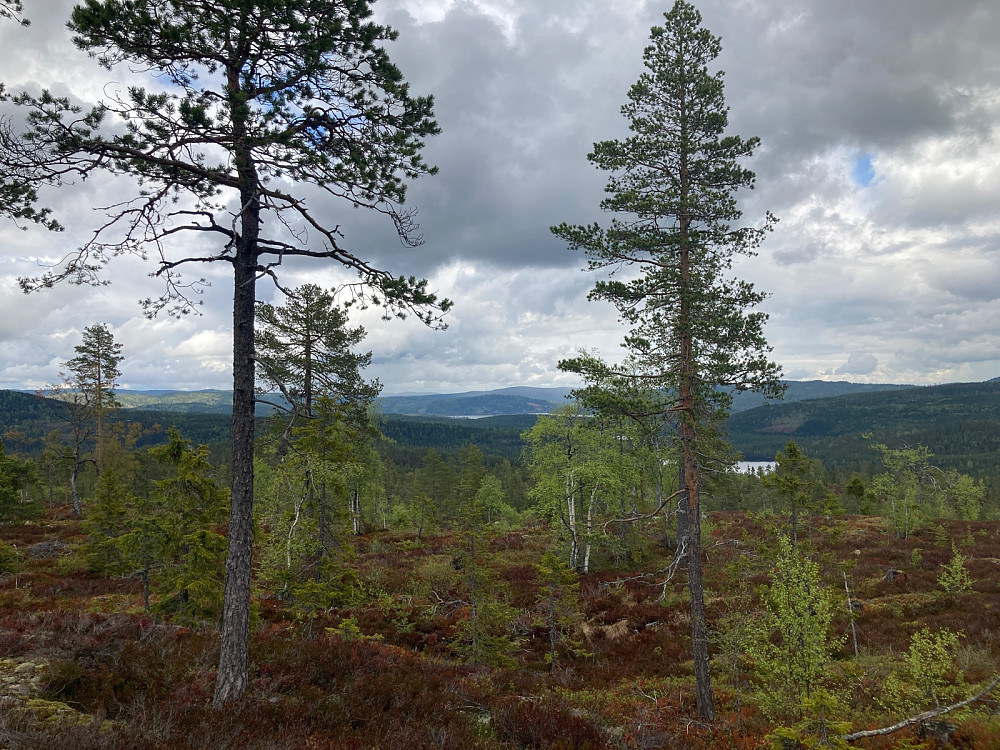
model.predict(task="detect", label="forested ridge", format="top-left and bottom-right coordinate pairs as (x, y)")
top-left (728, 380), bottom-right (1000, 475)
top-left (4, 383), bottom-right (1000, 476)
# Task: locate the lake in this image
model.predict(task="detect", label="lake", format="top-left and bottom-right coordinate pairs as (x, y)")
top-left (736, 461), bottom-right (775, 474)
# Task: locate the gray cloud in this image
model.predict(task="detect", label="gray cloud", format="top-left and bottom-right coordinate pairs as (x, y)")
top-left (836, 351), bottom-right (879, 376)
top-left (2, 0), bottom-right (1000, 392)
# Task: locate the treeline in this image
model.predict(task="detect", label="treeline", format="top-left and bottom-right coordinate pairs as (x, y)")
top-left (0, 390), bottom-right (233, 458)
top-left (6, 382), bottom-right (1000, 482)
top-left (377, 414), bottom-right (537, 466)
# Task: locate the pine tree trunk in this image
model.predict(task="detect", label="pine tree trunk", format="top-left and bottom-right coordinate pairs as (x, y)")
top-left (676, 462), bottom-right (687, 559)
top-left (70, 449), bottom-right (82, 518)
top-left (214, 246), bottom-right (256, 706)
top-left (679, 155), bottom-right (715, 719)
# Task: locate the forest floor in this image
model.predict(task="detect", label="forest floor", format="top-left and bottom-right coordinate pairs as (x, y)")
top-left (0, 509), bottom-right (999, 749)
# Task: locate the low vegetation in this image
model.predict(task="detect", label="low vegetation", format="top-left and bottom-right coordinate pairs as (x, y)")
top-left (2, 482), bottom-right (1000, 748)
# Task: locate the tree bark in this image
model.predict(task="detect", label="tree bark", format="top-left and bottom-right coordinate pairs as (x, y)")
top-left (214, 244), bottom-right (257, 707)
top-left (679, 98), bottom-right (715, 720)
top-left (683, 416), bottom-right (715, 721)
top-left (214, 42), bottom-right (262, 705)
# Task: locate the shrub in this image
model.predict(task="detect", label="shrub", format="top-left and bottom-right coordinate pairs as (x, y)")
top-left (938, 545), bottom-right (974, 594)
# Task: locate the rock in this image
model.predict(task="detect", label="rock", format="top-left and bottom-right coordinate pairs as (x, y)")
top-left (27, 539), bottom-right (68, 559)
top-left (918, 719), bottom-right (957, 747)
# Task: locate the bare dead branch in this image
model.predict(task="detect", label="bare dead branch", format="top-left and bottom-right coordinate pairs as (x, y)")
top-left (840, 674), bottom-right (1000, 742)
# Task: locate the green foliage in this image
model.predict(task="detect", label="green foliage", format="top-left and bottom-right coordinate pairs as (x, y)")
top-left (62, 324), bottom-right (123, 420)
top-left (451, 458), bottom-right (518, 667)
top-left (327, 617), bottom-right (382, 643)
top-left (764, 440), bottom-right (829, 541)
top-left (938, 544), bottom-right (974, 594)
top-left (769, 689), bottom-right (852, 749)
top-left (944, 470), bottom-right (984, 521)
top-left (748, 535), bottom-right (843, 720)
top-left (410, 555), bottom-right (459, 603)
top-left (82, 465), bottom-right (135, 575)
top-left (0, 538), bottom-right (24, 579)
top-left (522, 403), bottom-right (643, 571)
top-left (879, 627), bottom-right (965, 714)
top-left (477, 474), bottom-right (518, 528)
top-left (86, 429), bottom-right (230, 621)
top-left (843, 475), bottom-right (869, 514)
top-left (256, 284), bottom-right (380, 421)
top-left (0, 438), bottom-right (39, 522)
top-left (533, 551), bottom-right (590, 669)
top-left (378, 415), bottom-right (532, 464)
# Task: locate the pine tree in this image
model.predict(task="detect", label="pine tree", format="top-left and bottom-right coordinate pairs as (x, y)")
top-left (0, 438), bottom-right (36, 522)
top-left (452, 464), bottom-right (517, 668)
top-left (765, 440), bottom-right (822, 544)
top-left (551, 2), bottom-right (782, 718)
top-left (0, 2), bottom-right (24, 22)
top-left (138, 430), bottom-right (230, 620)
top-left (8, 1), bottom-right (448, 704)
top-left (534, 551), bottom-right (588, 671)
top-left (63, 324), bottom-right (124, 473)
top-left (0, 1), bottom-right (59, 229)
top-left (51, 324), bottom-right (124, 516)
top-left (256, 284), bottom-right (380, 423)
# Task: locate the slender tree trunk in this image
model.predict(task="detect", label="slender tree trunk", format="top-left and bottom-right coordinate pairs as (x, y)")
top-left (565, 473), bottom-right (578, 570)
top-left (678, 135), bottom-right (715, 717)
top-left (214, 244), bottom-right (257, 706)
top-left (70, 445), bottom-right (82, 518)
top-left (214, 44), bottom-right (263, 705)
top-left (583, 484), bottom-right (597, 574)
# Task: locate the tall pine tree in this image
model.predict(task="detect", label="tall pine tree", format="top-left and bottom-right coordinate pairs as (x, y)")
top-left (8, 1), bottom-right (448, 704)
top-left (552, 1), bottom-right (782, 719)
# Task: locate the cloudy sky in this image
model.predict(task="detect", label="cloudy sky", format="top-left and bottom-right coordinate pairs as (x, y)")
top-left (2, 0), bottom-right (999, 394)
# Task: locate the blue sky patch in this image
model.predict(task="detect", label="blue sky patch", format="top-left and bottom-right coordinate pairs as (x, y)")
top-left (851, 154), bottom-right (876, 187)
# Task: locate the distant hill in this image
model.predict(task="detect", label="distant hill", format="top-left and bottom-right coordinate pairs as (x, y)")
top-left (116, 389), bottom-right (235, 413)
top-left (729, 380), bottom-right (912, 412)
top-left (377, 391), bottom-right (565, 417)
top-left (4, 380), bottom-right (999, 477)
top-left (113, 387), bottom-right (572, 418)
top-left (0, 390), bottom-right (231, 455)
top-left (727, 380), bottom-right (1000, 475)
top-left (101, 382), bottom-right (916, 418)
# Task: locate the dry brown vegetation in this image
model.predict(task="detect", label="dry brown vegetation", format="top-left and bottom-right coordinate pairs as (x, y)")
top-left (1, 510), bottom-right (999, 749)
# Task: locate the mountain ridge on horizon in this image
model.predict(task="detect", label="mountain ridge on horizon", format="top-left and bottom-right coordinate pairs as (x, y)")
top-left (16, 378), bottom-right (996, 419)
top-left (99, 379), bottom-right (941, 417)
